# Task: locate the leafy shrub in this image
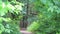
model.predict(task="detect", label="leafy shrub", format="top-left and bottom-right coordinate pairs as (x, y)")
top-left (27, 21), bottom-right (40, 32)
top-left (27, 0), bottom-right (60, 34)
top-left (0, 0), bottom-right (24, 34)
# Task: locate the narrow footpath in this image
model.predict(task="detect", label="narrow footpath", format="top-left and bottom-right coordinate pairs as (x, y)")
top-left (20, 28), bottom-right (32, 34)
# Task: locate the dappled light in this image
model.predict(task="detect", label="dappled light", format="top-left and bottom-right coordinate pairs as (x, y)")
top-left (0, 0), bottom-right (60, 34)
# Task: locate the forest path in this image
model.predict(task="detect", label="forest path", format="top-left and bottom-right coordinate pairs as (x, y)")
top-left (20, 28), bottom-right (32, 34)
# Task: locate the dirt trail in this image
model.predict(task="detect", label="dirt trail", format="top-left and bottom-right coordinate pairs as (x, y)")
top-left (20, 28), bottom-right (32, 34)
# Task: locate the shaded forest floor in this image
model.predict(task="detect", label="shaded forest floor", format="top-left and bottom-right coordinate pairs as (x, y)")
top-left (20, 28), bottom-right (32, 34)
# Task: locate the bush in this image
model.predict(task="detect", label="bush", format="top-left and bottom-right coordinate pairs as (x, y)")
top-left (0, 0), bottom-right (23, 34)
top-left (27, 0), bottom-right (60, 34)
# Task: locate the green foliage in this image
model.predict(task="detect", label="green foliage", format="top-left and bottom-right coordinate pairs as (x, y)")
top-left (0, 0), bottom-right (24, 34)
top-left (27, 21), bottom-right (40, 31)
top-left (27, 0), bottom-right (60, 34)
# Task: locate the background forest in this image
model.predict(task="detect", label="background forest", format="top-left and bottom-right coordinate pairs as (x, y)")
top-left (0, 0), bottom-right (60, 34)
